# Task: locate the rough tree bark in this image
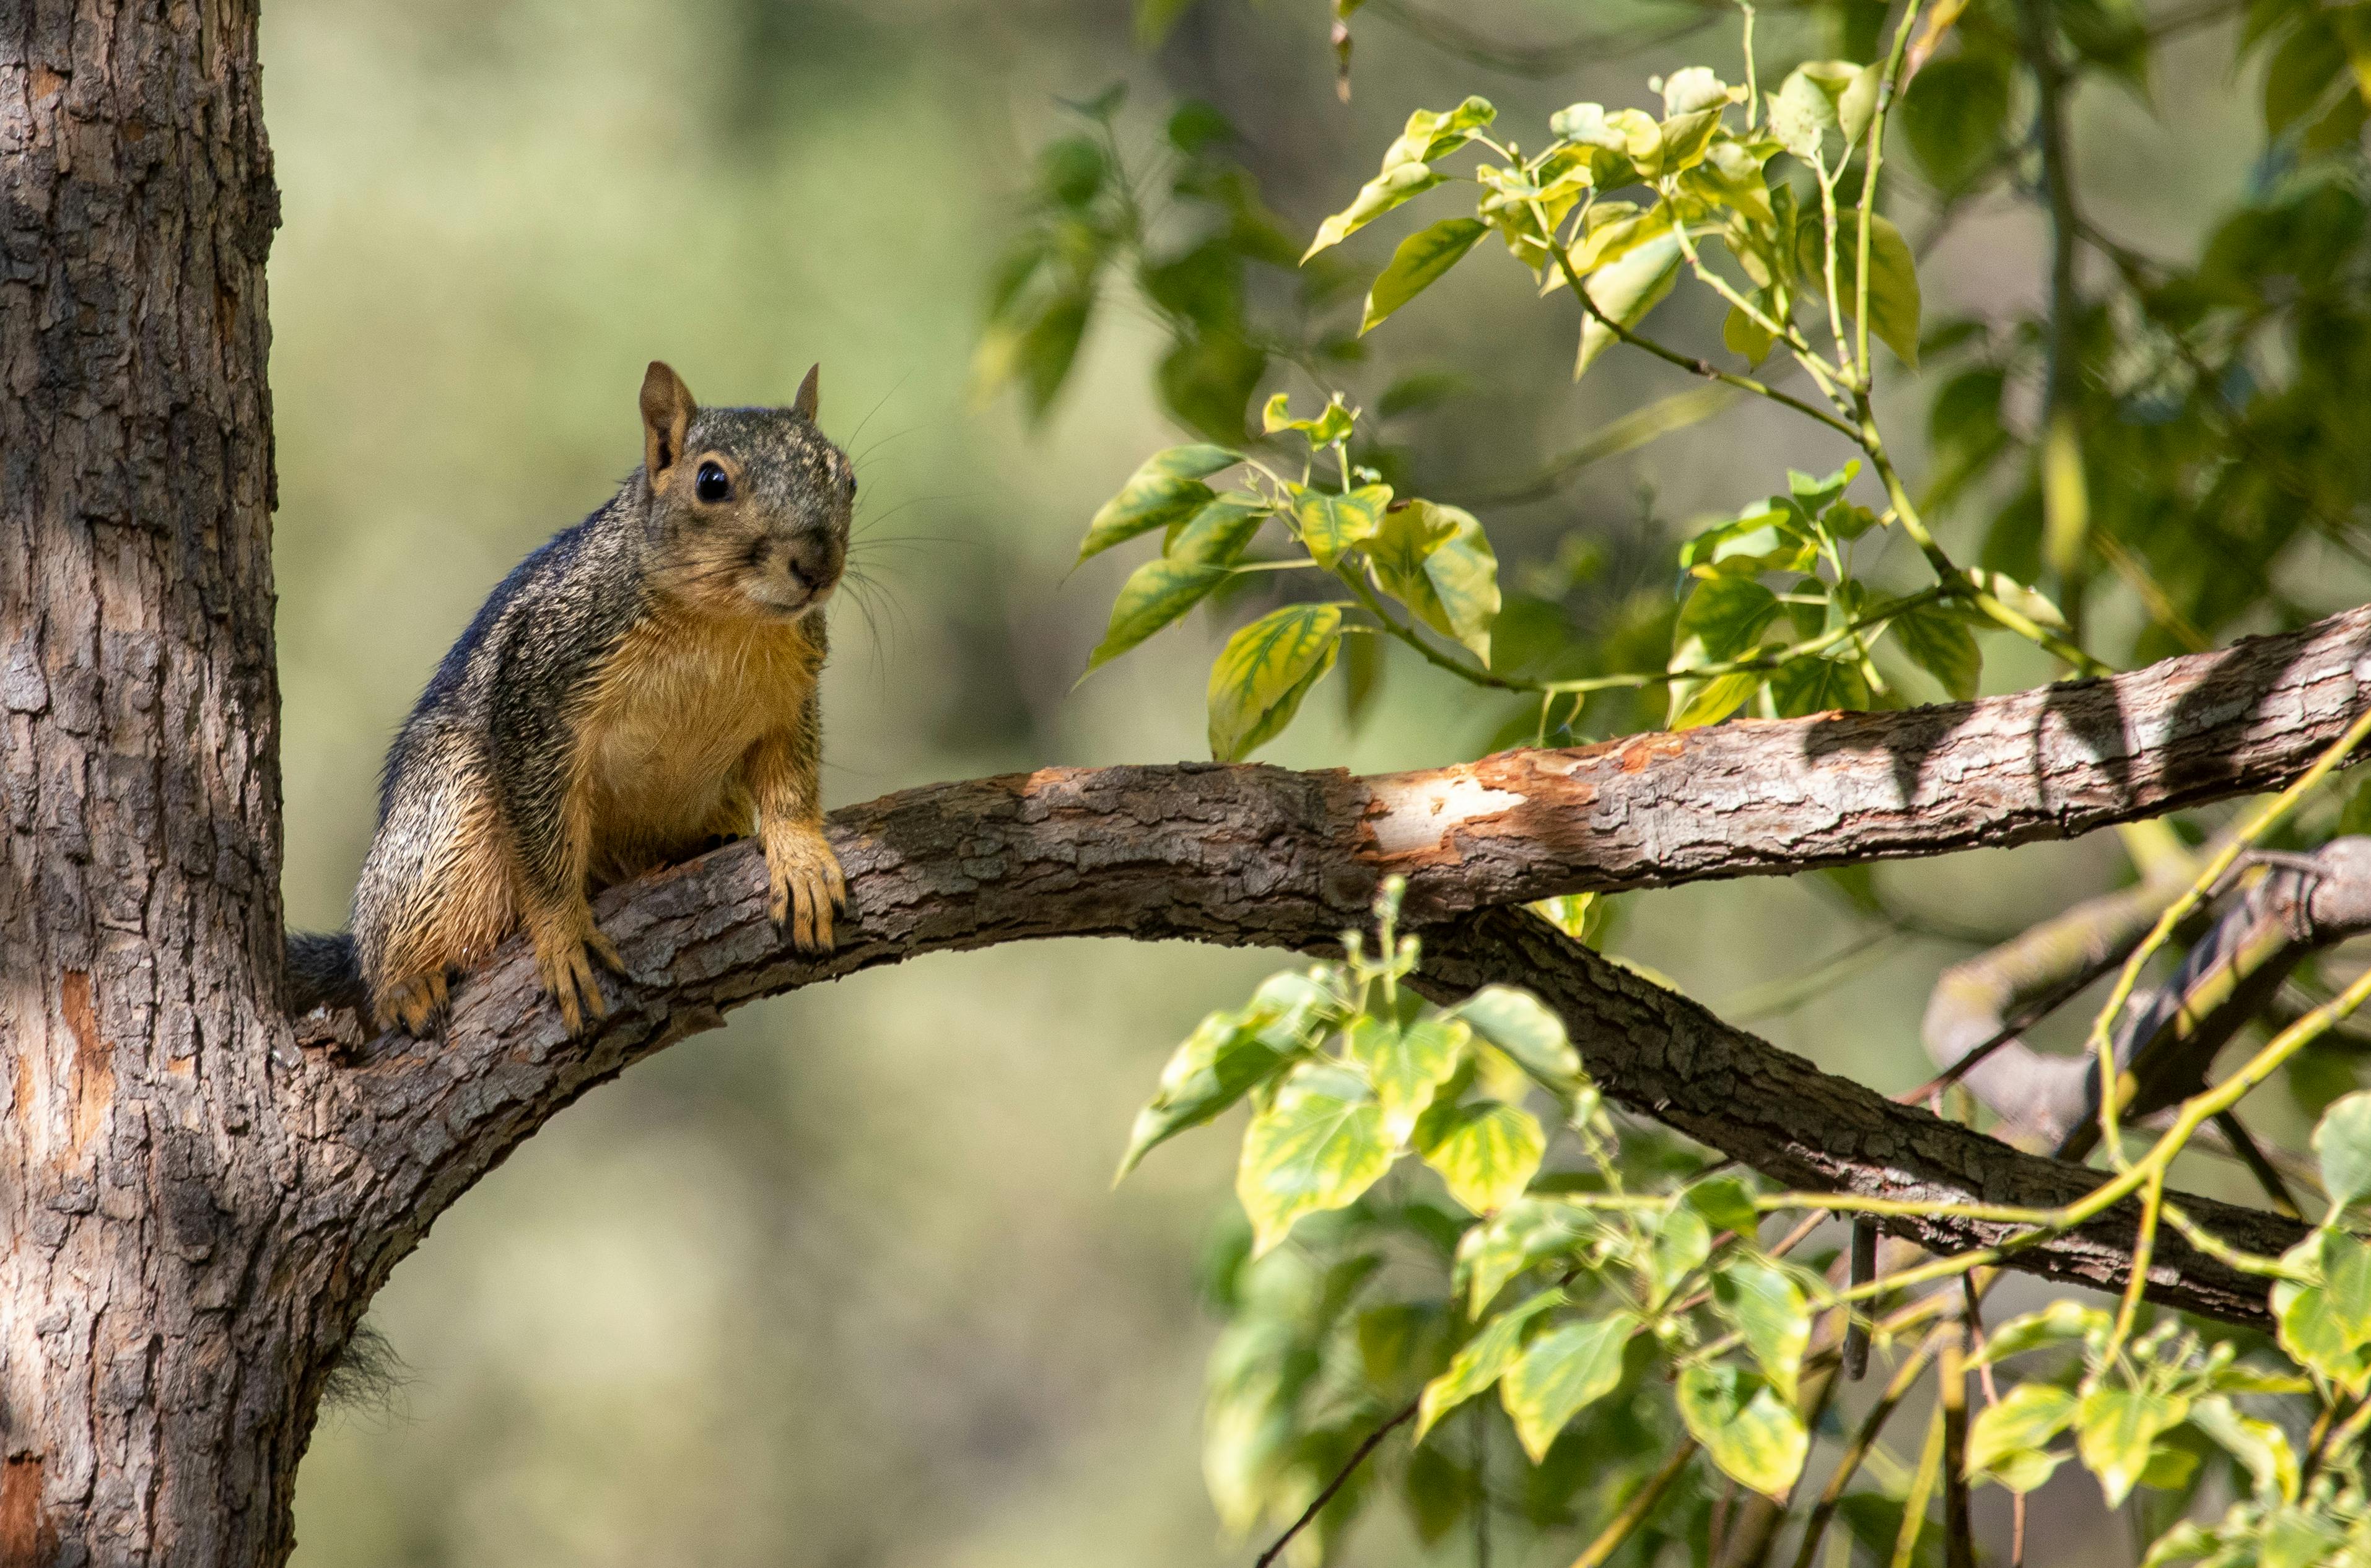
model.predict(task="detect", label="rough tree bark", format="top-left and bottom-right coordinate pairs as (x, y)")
top-left (7, 7), bottom-right (2370, 1566)
top-left (1, 2), bottom-right (312, 1564)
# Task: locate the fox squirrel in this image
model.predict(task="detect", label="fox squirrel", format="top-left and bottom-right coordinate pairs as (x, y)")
top-left (288, 360), bottom-right (853, 1036)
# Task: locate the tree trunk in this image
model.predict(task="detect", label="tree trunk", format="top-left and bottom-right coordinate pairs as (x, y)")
top-left (0, 4), bottom-right (315, 1562)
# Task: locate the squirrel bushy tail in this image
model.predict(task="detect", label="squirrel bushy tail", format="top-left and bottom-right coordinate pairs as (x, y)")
top-left (286, 930), bottom-right (369, 1014)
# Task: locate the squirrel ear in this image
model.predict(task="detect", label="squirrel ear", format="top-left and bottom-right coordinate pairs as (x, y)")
top-left (639, 361), bottom-right (696, 481)
top-left (793, 362), bottom-right (820, 422)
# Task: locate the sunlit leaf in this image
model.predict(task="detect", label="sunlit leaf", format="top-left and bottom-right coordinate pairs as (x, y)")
top-left (2315, 1090), bottom-right (2371, 1210)
top-left (1291, 484), bottom-right (1392, 568)
top-left (1712, 1257), bottom-right (1812, 1403)
top-left (1166, 493), bottom-right (1270, 565)
top-left (1576, 233), bottom-right (1683, 379)
top-left (2188, 1395), bottom-right (2299, 1503)
top-left (1304, 163), bottom-right (1448, 261)
top-left (1967, 1383), bottom-right (2077, 1490)
top-left (1801, 212), bottom-right (1923, 367)
top-left (1417, 1287), bottom-right (1560, 1439)
top-left (1456, 1198), bottom-right (1596, 1316)
top-left (1679, 1362), bottom-right (1809, 1498)
top-left (1263, 391), bottom-right (1357, 446)
top-left (1415, 1099), bottom-right (1547, 1214)
top-left (1682, 1174), bottom-right (1762, 1238)
top-left (1363, 219), bottom-right (1488, 333)
top-left (1238, 1062), bottom-right (1395, 1253)
top-left (1973, 1301), bottom-right (2109, 1365)
top-left (2075, 1386), bottom-right (2190, 1509)
top-left (1079, 445), bottom-right (1241, 561)
top-left (1450, 986), bottom-right (1583, 1103)
top-left (1208, 603), bottom-right (1343, 761)
top-left (1116, 1003), bottom-right (1296, 1180)
top-left (1649, 1203), bottom-right (1713, 1301)
top-left (1502, 1312), bottom-right (1639, 1461)
top-left (1348, 1013), bottom-right (1469, 1144)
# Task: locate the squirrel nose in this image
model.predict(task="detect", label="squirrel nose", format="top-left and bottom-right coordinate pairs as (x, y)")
top-left (782, 538), bottom-right (842, 592)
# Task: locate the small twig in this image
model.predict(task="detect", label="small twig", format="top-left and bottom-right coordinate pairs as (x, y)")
top-left (1844, 1219), bottom-right (1879, 1379)
top-left (1253, 1400), bottom-right (1419, 1566)
top-left (1569, 1440), bottom-right (1698, 1568)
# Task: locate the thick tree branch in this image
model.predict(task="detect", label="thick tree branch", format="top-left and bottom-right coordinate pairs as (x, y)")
top-left (298, 605), bottom-right (2371, 1323)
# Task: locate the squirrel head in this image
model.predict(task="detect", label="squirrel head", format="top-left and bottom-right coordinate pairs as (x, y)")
top-left (634, 360), bottom-right (854, 622)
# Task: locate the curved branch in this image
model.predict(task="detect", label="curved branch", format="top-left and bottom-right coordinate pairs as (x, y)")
top-left (297, 605), bottom-right (2371, 1320)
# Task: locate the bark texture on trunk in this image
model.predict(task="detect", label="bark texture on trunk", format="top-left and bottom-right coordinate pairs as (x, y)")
top-left (0, 4), bottom-right (312, 1563)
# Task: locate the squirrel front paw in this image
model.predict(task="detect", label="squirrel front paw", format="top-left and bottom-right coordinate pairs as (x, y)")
top-left (763, 821), bottom-right (847, 953)
top-left (527, 906), bottom-right (627, 1034)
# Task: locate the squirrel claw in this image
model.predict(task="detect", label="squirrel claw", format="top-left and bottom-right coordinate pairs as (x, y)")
top-left (378, 971), bottom-right (450, 1039)
top-left (765, 826), bottom-right (846, 954)
top-left (532, 924), bottom-right (615, 1035)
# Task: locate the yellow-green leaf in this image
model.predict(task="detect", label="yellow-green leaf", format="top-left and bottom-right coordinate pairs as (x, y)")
top-left (1451, 985), bottom-right (1582, 1103)
top-left (1682, 1174), bottom-right (1761, 1237)
top-left (2273, 1268), bottom-right (2371, 1395)
top-left (1078, 445), bottom-right (1239, 561)
top-left (1973, 1300), bottom-right (2108, 1365)
top-left (1678, 1363), bottom-right (1808, 1499)
top-left (1348, 1014), bottom-right (1469, 1144)
top-left (1363, 218), bottom-right (1488, 333)
top-left (1501, 1312), bottom-right (1638, 1461)
top-left (1115, 987), bottom-right (1314, 1180)
top-left (1454, 1198), bottom-right (1594, 1317)
top-left (1417, 1286), bottom-right (1560, 1439)
top-left (1415, 1099), bottom-right (1545, 1215)
top-left (1166, 493), bottom-right (1270, 564)
top-left (1648, 1203), bottom-right (1713, 1302)
top-left (1576, 233), bottom-right (1683, 379)
top-left (1291, 484), bottom-right (1391, 568)
top-left (1711, 1258), bottom-right (1811, 1403)
top-left (1237, 1062), bottom-right (1395, 1254)
top-left (1801, 211), bottom-right (1923, 367)
top-left (2324, 1227), bottom-right (2371, 1341)
top-left (1263, 391), bottom-right (1356, 447)
top-left (2075, 1386), bottom-right (2189, 1509)
top-left (1966, 1383), bottom-right (2077, 1489)
top-left (1207, 603), bottom-right (1343, 761)
top-left (2188, 1395), bottom-right (2299, 1503)
top-left (1304, 163), bottom-right (1447, 261)
top-left (2316, 1089), bottom-right (2371, 1209)
top-left (1087, 559), bottom-right (1231, 671)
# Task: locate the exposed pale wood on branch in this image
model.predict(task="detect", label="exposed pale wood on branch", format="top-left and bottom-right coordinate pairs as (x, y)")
top-left (305, 604), bottom-right (2371, 1326)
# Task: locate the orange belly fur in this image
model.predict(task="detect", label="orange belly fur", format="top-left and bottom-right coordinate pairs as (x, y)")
top-left (574, 608), bottom-right (820, 884)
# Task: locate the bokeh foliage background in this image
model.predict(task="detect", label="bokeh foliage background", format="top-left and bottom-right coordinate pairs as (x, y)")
top-left (269, 0), bottom-right (2346, 1561)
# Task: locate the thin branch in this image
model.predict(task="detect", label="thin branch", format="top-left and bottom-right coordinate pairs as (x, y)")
top-left (1254, 1399), bottom-right (1418, 1567)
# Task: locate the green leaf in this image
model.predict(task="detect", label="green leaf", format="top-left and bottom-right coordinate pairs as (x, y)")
top-left (1673, 575), bottom-right (1781, 663)
top-left (1417, 1287), bottom-right (1560, 1439)
top-left (2273, 1265), bottom-right (2371, 1396)
top-left (1678, 1362), bottom-right (1809, 1498)
top-left (1455, 1198), bottom-right (1594, 1316)
top-left (1262, 391), bottom-right (1357, 447)
top-left (1414, 1100), bottom-right (1547, 1214)
top-left (1903, 56), bottom-right (2011, 189)
top-left (1672, 671), bottom-right (1764, 730)
top-left (1207, 604), bottom-right (1344, 762)
top-left (1648, 1203), bottom-right (1713, 1302)
top-left (1079, 445), bottom-right (1241, 561)
top-left (1895, 600), bottom-right (1982, 700)
top-left (1166, 494), bottom-right (1269, 565)
top-left (1575, 233), bottom-right (1683, 379)
top-left (1417, 504), bottom-right (1500, 663)
top-left (2188, 1395), bottom-right (2299, 1503)
top-left (1363, 219), bottom-right (1488, 333)
top-left (1450, 986), bottom-right (1583, 1104)
top-left (1382, 96), bottom-right (1498, 170)
top-left (1682, 1175), bottom-right (1762, 1238)
top-left (1836, 63), bottom-right (1882, 146)
top-left (1401, 1443), bottom-right (1470, 1544)
top-left (1712, 1257), bottom-right (1812, 1403)
top-left (1237, 1062), bottom-right (1396, 1254)
top-left (1088, 559), bottom-right (1231, 670)
top-left (1114, 987), bottom-right (1318, 1181)
top-left (1501, 1312), bottom-right (1639, 1461)
top-left (1661, 66), bottom-right (1732, 116)
top-left (2316, 1090), bottom-right (2371, 1209)
top-left (1967, 1383), bottom-right (2077, 1489)
top-left (1770, 64), bottom-right (1842, 159)
top-left (1765, 654), bottom-right (1870, 718)
top-left (2323, 1227), bottom-right (2371, 1341)
top-left (1961, 568), bottom-right (2069, 632)
top-left (2075, 1386), bottom-right (2190, 1509)
top-left (1802, 212), bottom-right (1923, 367)
top-left (1303, 162), bottom-right (1448, 261)
top-left (1725, 300), bottom-right (1777, 367)
top-left (1348, 1014), bottom-right (1469, 1144)
top-left (1973, 1300), bottom-right (2108, 1365)
top-left (1290, 484), bottom-right (1392, 568)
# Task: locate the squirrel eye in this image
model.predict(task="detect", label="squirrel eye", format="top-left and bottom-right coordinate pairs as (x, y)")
top-left (694, 461), bottom-right (731, 503)
top-left (845, 470), bottom-right (858, 499)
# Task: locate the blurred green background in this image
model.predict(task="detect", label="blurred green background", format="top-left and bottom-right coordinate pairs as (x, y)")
top-left (266, 1), bottom-right (2305, 1562)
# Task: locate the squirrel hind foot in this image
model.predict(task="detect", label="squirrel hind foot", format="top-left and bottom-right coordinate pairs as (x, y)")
top-left (375, 970), bottom-right (452, 1040)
